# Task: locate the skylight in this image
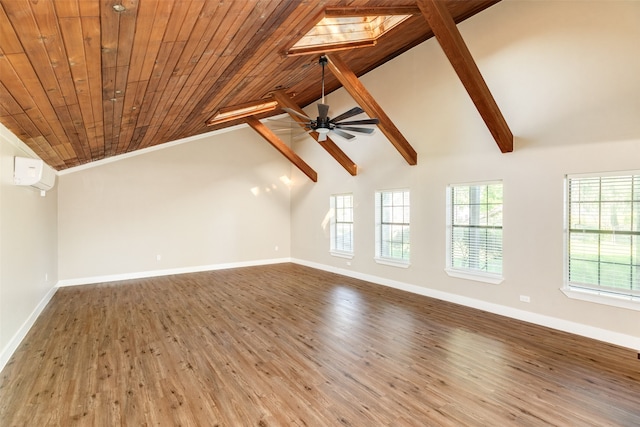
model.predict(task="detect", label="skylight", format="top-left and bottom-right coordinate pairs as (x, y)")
top-left (288, 14), bottom-right (411, 56)
top-left (206, 99), bottom-right (279, 126)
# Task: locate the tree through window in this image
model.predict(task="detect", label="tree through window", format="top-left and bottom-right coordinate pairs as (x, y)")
top-left (566, 173), bottom-right (640, 300)
top-left (375, 189), bottom-right (410, 264)
top-left (447, 182), bottom-right (503, 279)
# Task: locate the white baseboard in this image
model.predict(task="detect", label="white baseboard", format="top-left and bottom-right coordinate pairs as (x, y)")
top-left (0, 286), bottom-right (58, 373)
top-left (56, 257), bottom-right (293, 287)
top-left (291, 258), bottom-right (640, 352)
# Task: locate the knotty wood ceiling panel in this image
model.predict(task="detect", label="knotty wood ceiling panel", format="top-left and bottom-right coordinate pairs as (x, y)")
top-left (0, 0), bottom-right (499, 170)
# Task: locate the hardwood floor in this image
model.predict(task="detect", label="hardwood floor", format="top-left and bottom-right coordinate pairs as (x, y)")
top-left (1, 263), bottom-right (639, 426)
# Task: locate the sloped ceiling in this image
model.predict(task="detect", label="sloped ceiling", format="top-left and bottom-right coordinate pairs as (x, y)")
top-left (0, 0), bottom-right (499, 170)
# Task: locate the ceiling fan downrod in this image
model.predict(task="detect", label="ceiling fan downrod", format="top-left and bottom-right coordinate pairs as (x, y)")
top-left (319, 55), bottom-right (328, 105)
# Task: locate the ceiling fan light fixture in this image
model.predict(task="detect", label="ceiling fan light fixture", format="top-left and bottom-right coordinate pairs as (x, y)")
top-left (112, 4), bottom-right (126, 12)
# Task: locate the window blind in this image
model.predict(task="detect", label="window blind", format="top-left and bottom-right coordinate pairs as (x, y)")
top-left (449, 182), bottom-right (503, 275)
top-left (331, 194), bottom-right (353, 254)
top-left (376, 190), bottom-right (410, 262)
top-left (567, 174), bottom-right (640, 298)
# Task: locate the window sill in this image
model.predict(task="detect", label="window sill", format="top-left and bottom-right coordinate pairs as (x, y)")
top-left (330, 251), bottom-right (353, 260)
top-left (374, 257), bottom-right (410, 268)
top-left (445, 268), bottom-right (504, 285)
top-left (561, 287), bottom-right (640, 312)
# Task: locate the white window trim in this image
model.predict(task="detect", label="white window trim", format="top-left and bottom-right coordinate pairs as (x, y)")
top-left (561, 287), bottom-right (640, 312)
top-left (374, 257), bottom-right (410, 268)
top-left (374, 188), bottom-right (411, 266)
top-left (330, 250), bottom-right (354, 259)
top-left (445, 180), bottom-right (504, 284)
top-left (563, 170), bottom-right (640, 310)
top-left (445, 267), bottom-right (504, 285)
top-left (330, 193), bottom-right (354, 256)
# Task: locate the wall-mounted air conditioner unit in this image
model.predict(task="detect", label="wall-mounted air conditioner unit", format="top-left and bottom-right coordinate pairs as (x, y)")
top-left (13, 157), bottom-right (56, 194)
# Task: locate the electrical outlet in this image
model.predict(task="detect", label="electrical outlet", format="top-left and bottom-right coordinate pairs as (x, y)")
top-left (519, 295), bottom-right (531, 303)
top-left (156, 254), bottom-right (162, 261)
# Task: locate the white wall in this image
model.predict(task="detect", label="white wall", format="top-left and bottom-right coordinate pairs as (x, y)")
top-left (289, 1), bottom-right (640, 346)
top-left (58, 127), bottom-right (292, 283)
top-left (0, 123), bottom-right (58, 369)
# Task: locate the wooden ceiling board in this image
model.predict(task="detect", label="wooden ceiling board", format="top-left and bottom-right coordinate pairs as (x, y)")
top-left (0, 0), bottom-right (500, 170)
top-left (172, 1), bottom-right (308, 139)
top-left (138, 0), bottom-right (255, 148)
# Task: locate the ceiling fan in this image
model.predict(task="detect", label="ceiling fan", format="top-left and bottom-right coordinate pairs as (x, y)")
top-left (282, 56), bottom-right (379, 142)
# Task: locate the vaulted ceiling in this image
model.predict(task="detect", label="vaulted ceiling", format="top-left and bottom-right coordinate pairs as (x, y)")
top-left (0, 0), bottom-right (503, 171)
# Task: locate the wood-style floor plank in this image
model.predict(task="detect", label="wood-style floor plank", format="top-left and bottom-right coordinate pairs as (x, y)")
top-left (1, 263), bottom-right (639, 426)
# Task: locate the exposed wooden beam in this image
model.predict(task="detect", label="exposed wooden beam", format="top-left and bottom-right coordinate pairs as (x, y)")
top-left (245, 116), bottom-right (318, 182)
top-left (417, 0), bottom-right (513, 153)
top-left (272, 90), bottom-right (358, 176)
top-left (325, 54), bottom-right (417, 165)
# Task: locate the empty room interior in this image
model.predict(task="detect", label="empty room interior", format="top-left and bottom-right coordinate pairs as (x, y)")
top-left (1, 0), bottom-right (639, 425)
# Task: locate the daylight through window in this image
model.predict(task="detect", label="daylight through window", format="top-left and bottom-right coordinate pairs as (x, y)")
top-left (566, 173), bottom-right (640, 300)
top-left (375, 189), bottom-right (410, 264)
top-left (330, 194), bottom-right (354, 256)
top-left (447, 182), bottom-right (503, 279)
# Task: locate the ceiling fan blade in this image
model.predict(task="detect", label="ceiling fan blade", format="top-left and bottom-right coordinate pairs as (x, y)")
top-left (334, 125), bottom-right (375, 134)
top-left (269, 126), bottom-right (297, 131)
top-left (270, 125), bottom-right (310, 133)
top-left (331, 129), bottom-right (356, 140)
top-left (282, 108), bottom-right (312, 121)
top-left (269, 120), bottom-right (315, 132)
top-left (293, 130), bottom-right (315, 141)
top-left (267, 118), bottom-right (305, 124)
top-left (334, 118), bottom-right (380, 126)
top-left (329, 106), bottom-right (364, 123)
top-left (317, 132), bottom-right (328, 142)
top-left (317, 103), bottom-right (330, 120)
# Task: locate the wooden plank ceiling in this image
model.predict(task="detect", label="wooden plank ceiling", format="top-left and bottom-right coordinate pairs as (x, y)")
top-left (0, 0), bottom-right (500, 171)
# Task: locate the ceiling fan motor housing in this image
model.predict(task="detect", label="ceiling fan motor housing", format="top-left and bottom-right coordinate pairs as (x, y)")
top-left (316, 116), bottom-right (331, 130)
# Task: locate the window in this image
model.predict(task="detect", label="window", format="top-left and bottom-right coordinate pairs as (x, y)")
top-left (565, 172), bottom-right (640, 305)
top-left (375, 189), bottom-right (410, 266)
top-left (330, 194), bottom-right (353, 256)
top-left (446, 182), bottom-right (503, 283)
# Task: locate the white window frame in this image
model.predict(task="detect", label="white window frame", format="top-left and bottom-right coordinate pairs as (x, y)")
top-left (375, 189), bottom-right (410, 268)
top-left (563, 171), bottom-right (640, 311)
top-left (446, 181), bottom-right (504, 284)
top-left (330, 193), bottom-right (354, 258)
